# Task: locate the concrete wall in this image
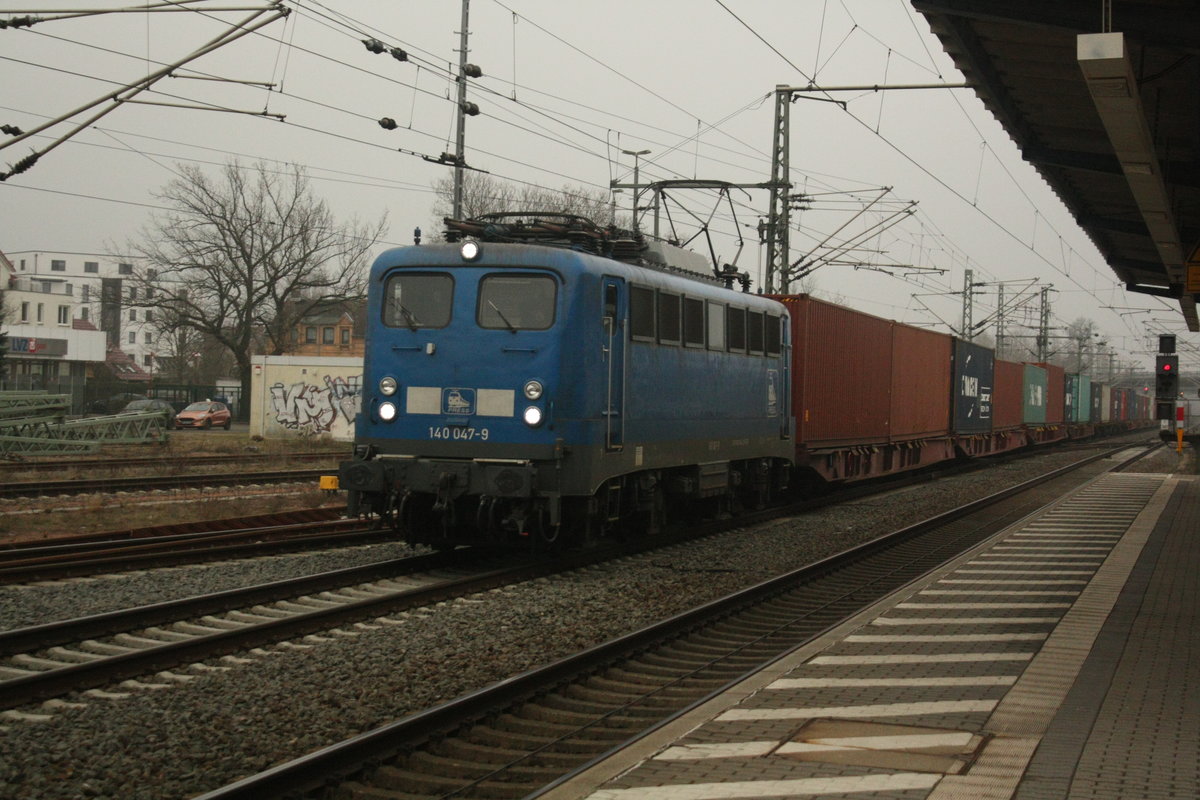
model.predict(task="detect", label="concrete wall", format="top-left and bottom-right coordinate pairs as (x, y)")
top-left (249, 355), bottom-right (363, 440)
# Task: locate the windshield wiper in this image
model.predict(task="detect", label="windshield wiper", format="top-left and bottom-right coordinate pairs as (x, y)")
top-left (488, 300), bottom-right (518, 333)
top-left (397, 304), bottom-right (419, 331)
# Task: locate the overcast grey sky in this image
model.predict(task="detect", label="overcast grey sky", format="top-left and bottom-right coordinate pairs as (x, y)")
top-left (0, 1), bottom-right (1187, 370)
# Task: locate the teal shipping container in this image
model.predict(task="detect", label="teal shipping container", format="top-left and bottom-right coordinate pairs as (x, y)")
top-left (1023, 363), bottom-right (1048, 423)
top-left (1075, 375), bottom-right (1092, 422)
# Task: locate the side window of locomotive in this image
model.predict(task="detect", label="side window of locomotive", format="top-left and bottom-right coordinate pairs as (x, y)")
top-left (706, 301), bottom-right (726, 351)
top-left (765, 314), bottom-right (782, 356)
top-left (477, 274), bottom-right (557, 330)
top-left (630, 285), bottom-right (656, 342)
top-left (726, 306), bottom-right (747, 353)
top-left (384, 272), bottom-right (453, 329)
top-left (683, 298), bottom-right (705, 348)
top-left (604, 283), bottom-right (618, 319)
top-left (657, 292), bottom-right (682, 346)
top-left (747, 311), bottom-right (765, 355)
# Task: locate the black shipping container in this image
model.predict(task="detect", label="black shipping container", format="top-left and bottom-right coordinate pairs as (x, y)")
top-left (952, 339), bottom-right (995, 433)
top-left (1090, 381), bottom-right (1105, 423)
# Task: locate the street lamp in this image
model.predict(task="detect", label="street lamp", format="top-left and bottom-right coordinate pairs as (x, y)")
top-left (622, 149), bottom-right (650, 232)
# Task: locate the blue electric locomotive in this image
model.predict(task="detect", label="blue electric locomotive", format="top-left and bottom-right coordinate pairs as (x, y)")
top-left (338, 214), bottom-right (794, 548)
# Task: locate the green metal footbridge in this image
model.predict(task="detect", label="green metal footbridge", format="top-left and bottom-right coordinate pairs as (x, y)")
top-left (0, 392), bottom-right (169, 455)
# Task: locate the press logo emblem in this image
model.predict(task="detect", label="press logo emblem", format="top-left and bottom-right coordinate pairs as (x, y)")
top-left (443, 388), bottom-right (475, 415)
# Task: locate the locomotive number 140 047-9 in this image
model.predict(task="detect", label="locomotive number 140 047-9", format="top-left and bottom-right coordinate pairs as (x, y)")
top-left (429, 426), bottom-right (490, 441)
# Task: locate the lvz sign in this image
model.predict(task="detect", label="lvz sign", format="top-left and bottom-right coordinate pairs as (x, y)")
top-left (8, 337), bottom-right (67, 356)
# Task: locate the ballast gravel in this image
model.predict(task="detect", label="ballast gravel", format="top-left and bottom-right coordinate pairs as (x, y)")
top-left (0, 441), bottom-right (1174, 800)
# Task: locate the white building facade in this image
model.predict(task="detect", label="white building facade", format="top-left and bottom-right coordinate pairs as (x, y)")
top-left (1, 252), bottom-right (108, 392)
top-left (6, 250), bottom-right (162, 373)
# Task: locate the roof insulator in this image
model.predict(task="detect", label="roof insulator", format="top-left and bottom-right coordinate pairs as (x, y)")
top-left (0, 16), bottom-right (37, 30)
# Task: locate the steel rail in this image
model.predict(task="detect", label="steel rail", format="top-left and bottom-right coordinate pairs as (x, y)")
top-left (0, 507), bottom-right (344, 552)
top-left (0, 450), bottom-right (343, 473)
top-left (0, 549), bottom-right (480, 659)
top-left (0, 548), bottom-right (535, 708)
top-left (0, 468), bottom-right (329, 498)
top-left (0, 518), bottom-right (378, 584)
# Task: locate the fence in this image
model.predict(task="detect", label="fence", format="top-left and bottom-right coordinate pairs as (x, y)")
top-left (0, 375), bottom-right (244, 418)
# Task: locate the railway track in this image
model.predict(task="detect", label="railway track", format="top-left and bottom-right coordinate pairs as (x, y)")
top-left (0, 511), bottom-right (378, 583)
top-left (193, 441), bottom-right (1159, 800)
top-left (0, 450), bottom-right (344, 474)
top-left (0, 467), bottom-right (329, 498)
top-left (0, 547), bottom-right (527, 711)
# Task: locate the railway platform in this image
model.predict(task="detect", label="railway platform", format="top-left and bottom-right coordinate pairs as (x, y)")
top-left (537, 463), bottom-right (1199, 800)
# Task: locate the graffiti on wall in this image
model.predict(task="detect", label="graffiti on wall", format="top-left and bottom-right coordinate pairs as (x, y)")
top-left (269, 374), bottom-right (362, 436)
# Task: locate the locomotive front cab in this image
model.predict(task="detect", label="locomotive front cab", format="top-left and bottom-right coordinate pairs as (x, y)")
top-left (340, 240), bottom-right (583, 546)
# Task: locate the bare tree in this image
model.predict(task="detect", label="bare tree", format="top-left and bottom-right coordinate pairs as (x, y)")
top-left (431, 172), bottom-right (624, 232)
top-left (0, 284), bottom-right (9, 383)
top-left (1064, 317), bottom-right (1098, 373)
top-left (128, 160), bottom-right (386, 413)
top-left (152, 302), bottom-right (215, 384)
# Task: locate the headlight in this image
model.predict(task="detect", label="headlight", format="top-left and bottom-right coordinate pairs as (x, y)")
top-left (523, 380), bottom-right (543, 400)
top-left (379, 376), bottom-right (397, 396)
top-left (461, 240), bottom-right (481, 261)
top-left (379, 402), bottom-right (397, 422)
top-left (523, 406), bottom-right (543, 427)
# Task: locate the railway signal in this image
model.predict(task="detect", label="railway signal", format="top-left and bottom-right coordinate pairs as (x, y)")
top-left (1155, 354), bottom-right (1179, 420)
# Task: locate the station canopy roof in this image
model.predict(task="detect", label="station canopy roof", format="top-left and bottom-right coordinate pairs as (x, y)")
top-left (913, 0), bottom-right (1200, 330)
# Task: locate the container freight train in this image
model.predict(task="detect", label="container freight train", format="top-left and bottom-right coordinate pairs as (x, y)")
top-left (335, 213), bottom-right (1149, 549)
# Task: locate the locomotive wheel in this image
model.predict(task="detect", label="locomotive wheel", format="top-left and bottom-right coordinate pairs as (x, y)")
top-left (476, 496), bottom-right (503, 542)
top-left (530, 507), bottom-right (563, 553)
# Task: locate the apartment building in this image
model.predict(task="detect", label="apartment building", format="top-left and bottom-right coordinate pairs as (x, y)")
top-left (1, 251), bottom-right (108, 389)
top-left (5, 250), bottom-right (161, 373)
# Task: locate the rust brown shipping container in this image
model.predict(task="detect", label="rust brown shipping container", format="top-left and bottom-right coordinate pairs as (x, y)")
top-left (1110, 387), bottom-right (1124, 420)
top-left (1036, 362), bottom-right (1066, 424)
top-left (777, 295), bottom-right (891, 446)
top-left (992, 359), bottom-right (1025, 429)
top-left (891, 323), bottom-right (953, 440)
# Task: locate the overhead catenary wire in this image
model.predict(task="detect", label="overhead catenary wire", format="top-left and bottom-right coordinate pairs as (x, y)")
top-left (716, 0), bottom-right (1153, 350)
top-left (2, 3), bottom-right (916, 262)
top-left (2, 0), bottom-right (1161, 347)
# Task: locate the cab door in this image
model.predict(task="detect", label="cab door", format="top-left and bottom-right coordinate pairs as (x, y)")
top-left (602, 278), bottom-right (625, 450)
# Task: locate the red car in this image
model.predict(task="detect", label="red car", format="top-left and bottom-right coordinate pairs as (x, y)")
top-left (174, 401), bottom-right (232, 430)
